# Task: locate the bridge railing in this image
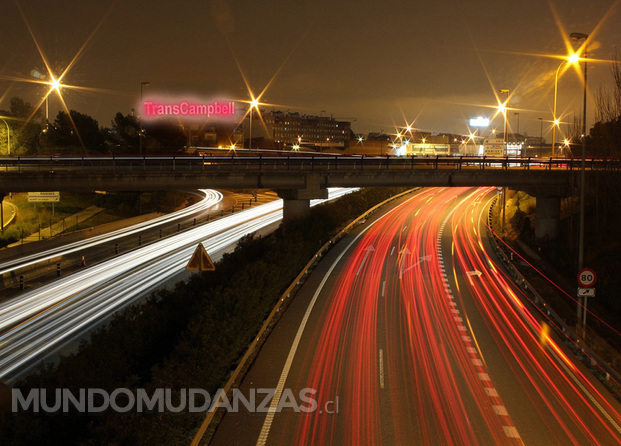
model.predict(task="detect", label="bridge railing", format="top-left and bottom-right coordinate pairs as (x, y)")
top-left (0, 155), bottom-right (618, 174)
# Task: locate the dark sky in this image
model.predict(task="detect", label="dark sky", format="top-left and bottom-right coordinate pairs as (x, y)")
top-left (1, 0), bottom-right (620, 139)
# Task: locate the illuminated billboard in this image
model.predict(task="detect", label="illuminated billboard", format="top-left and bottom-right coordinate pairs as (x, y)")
top-left (469, 116), bottom-right (490, 127)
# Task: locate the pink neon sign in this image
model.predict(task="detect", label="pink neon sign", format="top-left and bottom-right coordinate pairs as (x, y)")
top-left (142, 100), bottom-right (235, 119)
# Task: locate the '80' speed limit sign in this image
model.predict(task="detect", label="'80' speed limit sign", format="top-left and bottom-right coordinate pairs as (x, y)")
top-left (577, 268), bottom-right (597, 287)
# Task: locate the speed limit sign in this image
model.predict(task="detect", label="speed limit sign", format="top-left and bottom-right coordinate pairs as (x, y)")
top-left (577, 268), bottom-right (597, 287)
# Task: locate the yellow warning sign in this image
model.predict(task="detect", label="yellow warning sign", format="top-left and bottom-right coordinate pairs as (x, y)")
top-left (186, 243), bottom-right (215, 272)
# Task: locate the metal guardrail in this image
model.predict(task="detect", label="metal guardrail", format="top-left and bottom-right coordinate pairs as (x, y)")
top-left (190, 187), bottom-right (419, 445)
top-left (0, 155), bottom-right (619, 174)
top-left (486, 197), bottom-right (621, 399)
top-left (0, 201), bottom-right (253, 293)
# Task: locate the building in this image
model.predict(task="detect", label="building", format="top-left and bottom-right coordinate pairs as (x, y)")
top-left (264, 111), bottom-right (352, 150)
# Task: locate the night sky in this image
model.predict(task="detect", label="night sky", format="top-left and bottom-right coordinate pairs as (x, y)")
top-left (1, 0), bottom-right (620, 139)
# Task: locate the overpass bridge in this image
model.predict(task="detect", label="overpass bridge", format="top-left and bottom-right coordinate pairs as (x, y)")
top-left (0, 155), bottom-right (617, 239)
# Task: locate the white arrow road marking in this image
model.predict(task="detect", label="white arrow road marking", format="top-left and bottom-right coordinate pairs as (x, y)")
top-left (356, 245), bottom-right (375, 276)
top-left (400, 255), bottom-right (433, 278)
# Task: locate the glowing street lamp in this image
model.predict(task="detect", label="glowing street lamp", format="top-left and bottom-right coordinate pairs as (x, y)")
top-left (499, 88), bottom-right (509, 239)
top-left (570, 31), bottom-right (589, 336)
top-left (499, 89), bottom-right (509, 155)
top-left (552, 54), bottom-right (579, 157)
top-left (249, 98), bottom-right (259, 151)
top-left (44, 76), bottom-right (63, 122)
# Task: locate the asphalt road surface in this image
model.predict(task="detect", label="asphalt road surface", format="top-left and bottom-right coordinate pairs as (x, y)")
top-left (210, 186), bottom-right (621, 445)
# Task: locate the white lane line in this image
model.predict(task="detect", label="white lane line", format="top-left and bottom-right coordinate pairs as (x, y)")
top-left (494, 405), bottom-right (509, 416)
top-left (503, 426), bottom-right (521, 439)
top-left (478, 372), bottom-right (491, 381)
top-left (381, 280), bottom-right (386, 297)
top-left (390, 246), bottom-right (395, 256)
top-left (484, 387), bottom-right (499, 397)
top-left (379, 348), bottom-right (385, 389)
top-left (256, 213), bottom-right (380, 446)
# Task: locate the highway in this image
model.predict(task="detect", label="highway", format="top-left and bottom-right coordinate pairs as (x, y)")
top-left (0, 188), bottom-right (355, 383)
top-left (0, 189), bottom-right (224, 277)
top-left (211, 186), bottom-right (621, 445)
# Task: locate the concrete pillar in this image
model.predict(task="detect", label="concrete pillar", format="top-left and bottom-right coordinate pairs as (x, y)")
top-left (535, 195), bottom-right (561, 240)
top-left (0, 192), bottom-right (4, 234)
top-left (282, 198), bottom-right (311, 222)
top-left (276, 175), bottom-right (328, 224)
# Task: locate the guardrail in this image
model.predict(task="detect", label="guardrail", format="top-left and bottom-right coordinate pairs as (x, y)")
top-left (0, 200), bottom-right (255, 294)
top-left (0, 155), bottom-right (619, 174)
top-left (486, 197), bottom-right (621, 400)
top-left (190, 187), bottom-right (419, 445)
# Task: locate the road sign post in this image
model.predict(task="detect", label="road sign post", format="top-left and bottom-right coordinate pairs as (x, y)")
top-left (577, 268), bottom-right (597, 338)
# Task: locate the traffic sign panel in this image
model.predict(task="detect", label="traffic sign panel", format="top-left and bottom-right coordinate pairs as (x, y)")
top-left (577, 268), bottom-right (597, 287)
top-left (577, 287), bottom-right (596, 298)
top-left (186, 243), bottom-right (215, 272)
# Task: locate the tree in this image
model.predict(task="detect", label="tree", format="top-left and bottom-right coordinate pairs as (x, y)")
top-left (48, 110), bottom-right (106, 153)
top-left (105, 112), bottom-right (140, 152)
top-left (105, 112), bottom-right (187, 154)
top-left (0, 97), bottom-right (45, 154)
top-left (143, 119), bottom-right (186, 154)
top-left (591, 50), bottom-right (621, 157)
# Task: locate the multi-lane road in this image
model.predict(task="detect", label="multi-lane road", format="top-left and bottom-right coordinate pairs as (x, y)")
top-left (211, 187), bottom-right (621, 445)
top-left (0, 188), bottom-right (355, 382)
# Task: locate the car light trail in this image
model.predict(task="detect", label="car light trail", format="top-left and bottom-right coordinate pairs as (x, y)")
top-left (0, 189), bottom-right (224, 276)
top-left (240, 186), bottom-right (621, 446)
top-left (0, 188), bottom-right (355, 382)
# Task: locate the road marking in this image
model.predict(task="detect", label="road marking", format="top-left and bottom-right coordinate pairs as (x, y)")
top-left (390, 246), bottom-right (395, 256)
top-left (356, 245), bottom-right (375, 276)
top-left (502, 426), bottom-right (521, 439)
top-left (256, 214), bottom-right (380, 446)
top-left (379, 348), bottom-right (385, 389)
top-left (493, 405), bottom-right (509, 416)
top-left (477, 373), bottom-right (491, 381)
top-left (484, 387), bottom-right (499, 397)
top-left (381, 280), bottom-right (386, 297)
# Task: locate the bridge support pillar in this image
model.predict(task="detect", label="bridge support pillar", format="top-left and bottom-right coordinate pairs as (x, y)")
top-left (281, 198), bottom-right (311, 222)
top-left (535, 195), bottom-right (561, 240)
top-left (276, 176), bottom-right (328, 224)
top-left (0, 192), bottom-right (4, 234)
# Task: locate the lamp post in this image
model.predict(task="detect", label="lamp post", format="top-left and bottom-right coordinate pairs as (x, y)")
top-left (570, 31), bottom-right (588, 335)
top-left (248, 99), bottom-right (258, 151)
top-left (538, 117), bottom-right (543, 157)
top-left (499, 89), bottom-right (509, 238)
top-left (139, 81), bottom-right (150, 155)
top-left (514, 112), bottom-right (520, 135)
top-left (1, 118), bottom-right (9, 155)
top-left (552, 60), bottom-right (567, 158)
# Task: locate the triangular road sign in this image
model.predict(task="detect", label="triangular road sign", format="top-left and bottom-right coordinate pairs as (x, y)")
top-left (186, 243), bottom-right (215, 272)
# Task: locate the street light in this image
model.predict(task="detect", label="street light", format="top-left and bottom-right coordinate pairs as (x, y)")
top-left (514, 112), bottom-right (520, 135)
top-left (570, 31), bottom-right (588, 335)
top-left (552, 52), bottom-right (581, 158)
top-left (249, 98), bottom-right (259, 151)
top-left (139, 81), bottom-right (150, 155)
top-left (0, 118), bottom-right (10, 155)
top-left (499, 89), bottom-right (509, 238)
top-left (538, 117), bottom-right (543, 157)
